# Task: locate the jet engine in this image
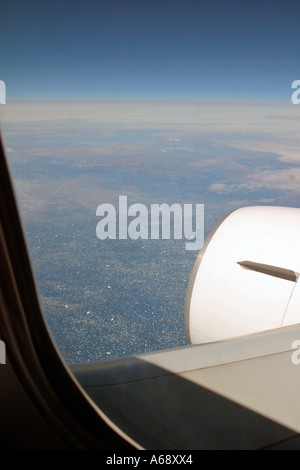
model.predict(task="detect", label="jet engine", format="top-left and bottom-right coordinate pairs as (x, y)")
top-left (185, 206), bottom-right (300, 344)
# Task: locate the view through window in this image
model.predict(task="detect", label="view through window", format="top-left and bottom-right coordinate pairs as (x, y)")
top-left (0, 1), bottom-right (299, 364)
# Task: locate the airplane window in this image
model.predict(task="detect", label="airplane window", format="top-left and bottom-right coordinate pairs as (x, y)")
top-left (1, 0), bottom-right (300, 367)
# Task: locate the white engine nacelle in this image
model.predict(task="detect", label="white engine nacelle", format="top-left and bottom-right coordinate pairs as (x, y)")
top-left (185, 206), bottom-right (300, 344)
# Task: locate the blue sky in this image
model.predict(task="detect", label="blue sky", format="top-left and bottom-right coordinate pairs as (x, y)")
top-left (0, 0), bottom-right (299, 101)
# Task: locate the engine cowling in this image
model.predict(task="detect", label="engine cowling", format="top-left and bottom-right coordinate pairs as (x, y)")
top-left (185, 206), bottom-right (300, 344)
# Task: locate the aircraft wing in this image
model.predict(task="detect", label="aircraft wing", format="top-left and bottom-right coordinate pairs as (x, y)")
top-left (72, 324), bottom-right (300, 450)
